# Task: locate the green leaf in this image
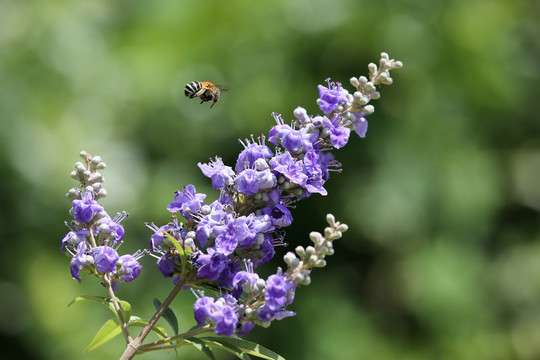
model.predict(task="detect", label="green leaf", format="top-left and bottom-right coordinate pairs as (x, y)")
top-left (110, 298), bottom-right (132, 323)
top-left (200, 338), bottom-right (252, 360)
top-left (69, 295), bottom-right (110, 309)
top-left (153, 298), bottom-right (179, 335)
top-left (201, 336), bottom-right (286, 360)
top-left (163, 232), bottom-right (185, 257)
top-left (84, 318), bottom-right (122, 353)
top-left (69, 295), bottom-right (132, 323)
top-left (184, 337), bottom-right (216, 360)
top-left (128, 318), bottom-right (169, 340)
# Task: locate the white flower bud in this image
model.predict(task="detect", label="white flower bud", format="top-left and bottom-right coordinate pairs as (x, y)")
top-left (314, 259), bottom-right (326, 268)
top-left (97, 189), bottom-right (107, 198)
top-left (358, 76), bottom-right (368, 86)
top-left (363, 105), bottom-right (375, 115)
top-left (200, 205), bottom-right (211, 215)
top-left (350, 77), bottom-right (359, 87)
top-left (255, 279), bottom-right (266, 292)
top-left (305, 246), bottom-right (316, 257)
top-left (309, 232), bottom-right (324, 245)
top-left (283, 252), bottom-right (297, 265)
top-left (75, 162), bottom-right (86, 173)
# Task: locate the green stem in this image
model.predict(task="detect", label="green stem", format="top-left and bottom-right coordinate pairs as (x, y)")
top-left (119, 271), bottom-right (194, 360)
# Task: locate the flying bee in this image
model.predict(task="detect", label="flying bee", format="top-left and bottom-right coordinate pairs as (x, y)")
top-left (184, 81), bottom-right (229, 108)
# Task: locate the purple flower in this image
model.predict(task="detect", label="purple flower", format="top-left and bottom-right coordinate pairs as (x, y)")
top-left (193, 248), bottom-right (229, 281)
top-left (167, 185), bottom-right (206, 218)
top-left (238, 321), bottom-right (255, 336)
top-left (71, 191), bottom-right (103, 223)
top-left (264, 273), bottom-right (295, 311)
top-left (61, 228), bottom-right (89, 253)
top-left (268, 113), bottom-right (318, 154)
top-left (193, 295), bottom-right (239, 337)
top-left (232, 261), bottom-right (260, 291)
top-left (256, 234), bottom-right (275, 266)
top-left (322, 115), bottom-right (350, 149)
top-left (194, 296), bottom-right (215, 326)
top-left (263, 204), bottom-right (293, 228)
top-left (99, 212), bottom-right (127, 242)
top-left (196, 201), bottom-right (226, 249)
top-left (235, 137), bottom-right (274, 173)
top-left (235, 169), bottom-right (259, 195)
top-left (236, 214), bottom-right (273, 249)
top-left (317, 78), bottom-right (349, 114)
top-left (147, 219), bottom-right (183, 252)
top-left (70, 241), bottom-right (93, 283)
top-left (302, 150), bottom-right (328, 196)
top-left (214, 305), bottom-right (238, 337)
top-left (92, 245), bottom-right (119, 273)
top-left (213, 213), bottom-right (239, 255)
top-left (352, 113), bottom-right (368, 138)
top-left (269, 152), bottom-right (308, 187)
top-left (117, 254), bottom-right (141, 282)
top-left (257, 273), bottom-right (296, 322)
top-left (198, 157), bottom-right (235, 190)
top-left (157, 255), bottom-right (177, 278)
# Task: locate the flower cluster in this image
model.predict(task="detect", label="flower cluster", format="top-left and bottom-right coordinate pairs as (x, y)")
top-left (147, 53), bottom-right (402, 337)
top-left (61, 151), bottom-right (144, 290)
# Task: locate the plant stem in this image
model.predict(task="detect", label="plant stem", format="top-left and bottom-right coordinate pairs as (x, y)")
top-left (119, 272), bottom-right (193, 360)
top-left (104, 274), bottom-right (133, 344)
top-left (139, 324), bottom-right (212, 350)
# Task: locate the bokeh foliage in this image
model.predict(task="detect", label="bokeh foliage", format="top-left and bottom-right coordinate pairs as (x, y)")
top-left (0, 0), bottom-right (539, 359)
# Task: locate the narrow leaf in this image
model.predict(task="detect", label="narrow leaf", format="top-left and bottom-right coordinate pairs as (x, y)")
top-left (128, 318), bottom-right (169, 340)
top-left (68, 295), bottom-right (109, 308)
top-left (153, 298), bottom-right (179, 335)
top-left (202, 336), bottom-right (285, 360)
top-left (163, 232), bottom-right (185, 257)
top-left (184, 337), bottom-right (216, 360)
top-left (84, 318), bottom-right (121, 353)
top-left (110, 298), bottom-right (132, 323)
top-left (201, 338), bottom-right (252, 360)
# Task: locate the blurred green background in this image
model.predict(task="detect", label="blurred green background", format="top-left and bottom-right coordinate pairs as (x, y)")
top-left (1, 0), bottom-right (539, 359)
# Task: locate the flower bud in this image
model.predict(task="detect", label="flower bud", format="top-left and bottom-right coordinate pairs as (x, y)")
top-left (75, 162), bottom-right (86, 172)
top-left (305, 246), bottom-right (316, 257)
top-left (326, 214), bottom-right (336, 227)
top-left (363, 105), bottom-right (375, 115)
top-left (200, 205), bottom-right (211, 215)
top-left (283, 252), bottom-right (297, 265)
top-left (309, 232), bottom-right (324, 245)
top-left (255, 279), bottom-right (266, 292)
top-left (300, 275), bottom-right (311, 286)
top-left (295, 246), bottom-right (305, 257)
top-left (314, 259), bottom-right (326, 268)
top-left (66, 187), bottom-right (81, 200)
top-left (97, 189), bottom-right (107, 199)
top-left (88, 172), bottom-right (104, 184)
top-left (350, 77), bottom-right (359, 87)
top-left (358, 76), bottom-right (368, 86)
top-left (79, 151), bottom-right (89, 160)
top-left (293, 273), bottom-right (304, 284)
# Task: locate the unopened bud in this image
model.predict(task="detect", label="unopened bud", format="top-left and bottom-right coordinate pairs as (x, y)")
top-left (283, 252), bottom-right (297, 266)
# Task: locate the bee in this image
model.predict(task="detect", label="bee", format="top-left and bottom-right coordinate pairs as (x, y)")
top-left (184, 81), bottom-right (229, 108)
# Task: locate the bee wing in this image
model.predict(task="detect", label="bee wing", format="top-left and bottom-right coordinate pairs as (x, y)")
top-left (215, 85), bottom-right (230, 92)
